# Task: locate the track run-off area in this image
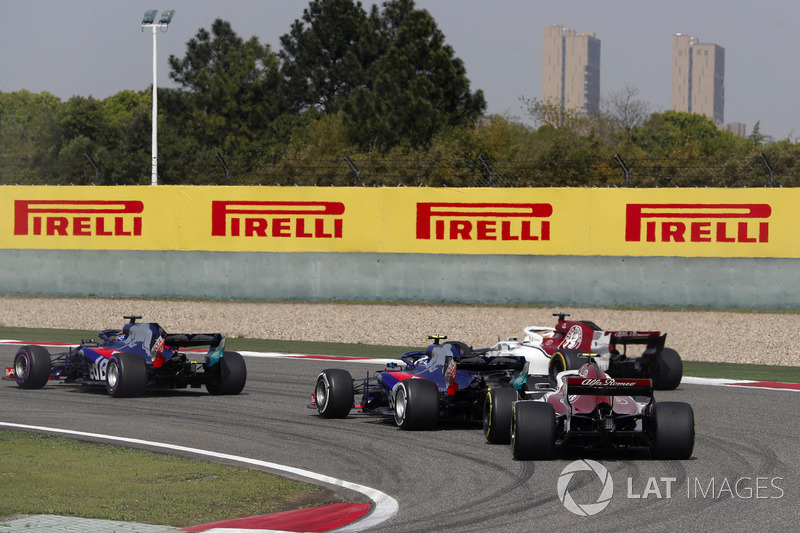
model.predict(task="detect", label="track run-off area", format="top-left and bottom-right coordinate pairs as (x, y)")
top-left (2, 343), bottom-right (799, 532)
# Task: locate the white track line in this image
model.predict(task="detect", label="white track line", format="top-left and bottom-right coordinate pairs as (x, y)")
top-left (0, 422), bottom-right (398, 532)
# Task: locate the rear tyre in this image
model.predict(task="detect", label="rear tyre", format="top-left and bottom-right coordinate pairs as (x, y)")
top-left (14, 346), bottom-right (51, 389)
top-left (652, 348), bottom-right (682, 390)
top-left (652, 401), bottom-right (695, 459)
top-left (106, 352), bottom-right (147, 398)
top-left (511, 401), bottom-right (556, 460)
top-left (548, 349), bottom-right (584, 384)
top-left (315, 369), bottom-right (354, 418)
top-left (394, 379), bottom-right (439, 430)
top-left (483, 387), bottom-right (517, 444)
top-left (206, 351), bottom-right (247, 395)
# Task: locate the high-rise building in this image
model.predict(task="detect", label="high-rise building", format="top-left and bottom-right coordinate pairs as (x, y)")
top-left (672, 34), bottom-right (725, 124)
top-left (542, 25), bottom-right (601, 115)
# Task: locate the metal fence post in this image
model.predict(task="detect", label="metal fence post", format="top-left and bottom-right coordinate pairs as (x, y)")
top-left (84, 152), bottom-right (99, 185)
top-left (760, 153), bottom-right (774, 187)
top-left (216, 152), bottom-right (230, 185)
top-left (478, 155), bottom-right (493, 187)
top-left (344, 155), bottom-right (361, 186)
top-left (614, 153), bottom-right (630, 187)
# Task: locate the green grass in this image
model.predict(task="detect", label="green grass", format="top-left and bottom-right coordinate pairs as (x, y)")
top-left (682, 360), bottom-right (800, 382)
top-left (0, 431), bottom-right (328, 527)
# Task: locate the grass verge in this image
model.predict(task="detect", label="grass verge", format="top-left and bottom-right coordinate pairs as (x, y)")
top-left (0, 430), bottom-right (329, 527)
top-left (682, 360), bottom-right (800, 382)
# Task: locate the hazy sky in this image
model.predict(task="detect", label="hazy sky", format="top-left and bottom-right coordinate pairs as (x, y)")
top-left (2, 0), bottom-right (798, 140)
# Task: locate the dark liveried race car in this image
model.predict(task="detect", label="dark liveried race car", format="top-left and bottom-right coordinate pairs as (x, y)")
top-left (311, 335), bottom-right (526, 430)
top-left (7, 315), bottom-right (246, 397)
top-left (490, 354), bottom-right (695, 460)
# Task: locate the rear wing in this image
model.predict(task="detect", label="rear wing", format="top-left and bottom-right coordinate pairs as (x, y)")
top-left (456, 354), bottom-right (526, 372)
top-left (565, 376), bottom-right (653, 397)
top-left (163, 333), bottom-right (224, 348)
top-left (163, 333), bottom-right (226, 366)
top-left (609, 331), bottom-right (666, 354)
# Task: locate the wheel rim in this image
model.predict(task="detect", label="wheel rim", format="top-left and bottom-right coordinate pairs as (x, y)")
top-left (394, 387), bottom-right (407, 425)
top-left (107, 361), bottom-right (119, 390)
top-left (315, 380), bottom-right (328, 411)
top-left (14, 355), bottom-right (28, 379)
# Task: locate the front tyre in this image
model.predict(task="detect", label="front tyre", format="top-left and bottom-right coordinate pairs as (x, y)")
top-left (206, 351), bottom-right (247, 395)
top-left (394, 379), bottom-right (439, 430)
top-left (315, 369), bottom-right (354, 418)
top-left (106, 352), bottom-right (147, 398)
top-left (652, 401), bottom-right (695, 459)
top-left (14, 346), bottom-right (51, 389)
top-left (483, 387), bottom-right (517, 444)
top-left (652, 348), bottom-right (682, 390)
top-left (511, 401), bottom-right (556, 460)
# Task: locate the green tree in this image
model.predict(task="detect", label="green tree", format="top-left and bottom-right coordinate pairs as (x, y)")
top-left (101, 90), bottom-right (152, 185)
top-left (344, 1), bottom-right (486, 150)
top-left (55, 96), bottom-right (109, 184)
top-left (168, 19), bottom-right (284, 154)
top-left (279, 0), bottom-right (376, 114)
top-left (631, 111), bottom-right (730, 157)
top-left (0, 90), bottom-right (62, 184)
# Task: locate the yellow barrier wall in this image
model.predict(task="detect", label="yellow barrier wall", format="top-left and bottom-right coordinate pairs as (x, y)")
top-left (1, 186), bottom-right (790, 258)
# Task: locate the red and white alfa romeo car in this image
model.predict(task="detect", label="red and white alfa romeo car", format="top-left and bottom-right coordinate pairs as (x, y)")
top-left (506, 355), bottom-right (695, 460)
top-left (484, 312), bottom-right (682, 391)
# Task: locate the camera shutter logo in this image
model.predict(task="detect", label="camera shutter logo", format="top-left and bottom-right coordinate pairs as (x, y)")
top-left (557, 459), bottom-right (614, 516)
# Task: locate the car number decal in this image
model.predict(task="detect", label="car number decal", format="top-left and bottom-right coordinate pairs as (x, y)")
top-left (89, 357), bottom-right (108, 381)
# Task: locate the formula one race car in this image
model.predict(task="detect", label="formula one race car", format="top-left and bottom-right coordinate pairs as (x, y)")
top-left (311, 335), bottom-right (526, 430)
top-left (8, 315), bottom-right (246, 397)
top-left (486, 313), bottom-right (682, 390)
top-left (507, 354), bottom-right (695, 460)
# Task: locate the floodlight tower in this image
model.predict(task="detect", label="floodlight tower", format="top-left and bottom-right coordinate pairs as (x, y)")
top-left (141, 9), bottom-right (175, 186)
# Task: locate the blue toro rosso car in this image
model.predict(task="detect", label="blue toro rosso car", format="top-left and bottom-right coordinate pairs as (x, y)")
top-left (311, 336), bottom-right (526, 430)
top-left (8, 315), bottom-right (246, 397)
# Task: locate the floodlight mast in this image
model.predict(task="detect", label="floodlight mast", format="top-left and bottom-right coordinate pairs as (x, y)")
top-left (141, 10), bottom-right (175, 186)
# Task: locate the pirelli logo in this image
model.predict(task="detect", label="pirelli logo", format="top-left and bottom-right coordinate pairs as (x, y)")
top-left (416, 202), bottom-right (552, 241)
top-left (211, 201), bottom-right (344, 238)
top-left (625, 203), bottom-right (771, 243)
top-left (14, 200), bottom-right (143, 236)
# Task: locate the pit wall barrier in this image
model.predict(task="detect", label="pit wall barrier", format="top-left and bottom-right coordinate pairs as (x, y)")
top-left (1, 186), bottom-right (796, 308)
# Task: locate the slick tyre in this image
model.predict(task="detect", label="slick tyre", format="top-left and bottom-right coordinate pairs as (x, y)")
top-left (652, 401), bottom-right (695, 459)
top-left (206, 351), bottom-right (247, 395)
top-left (652, 348), bottom-right (683, 390)
top-left (394, 379), bottom-right (439, 430)
top-left (548, 349), bottom-right (584, 384)
top-left (511, 401), bottom-right (556, 460)
top-left (483, 387), bottom-right (517, 444)
top-left (14, 346), bottom-right (51, 389)
top-left (315, 369), bottom-right (354, 419)
top-left (106, 352), bottom-right (147, 398)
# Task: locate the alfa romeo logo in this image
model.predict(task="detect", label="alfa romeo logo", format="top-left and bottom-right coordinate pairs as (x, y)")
top-left (557, 459), bottom-right (614, 516)
top-left (562, 325), bottom-right (583, 349)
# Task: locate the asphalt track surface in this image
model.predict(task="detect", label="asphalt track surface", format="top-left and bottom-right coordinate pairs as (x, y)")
top-left (2, 345), bottom-right (799, 533)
